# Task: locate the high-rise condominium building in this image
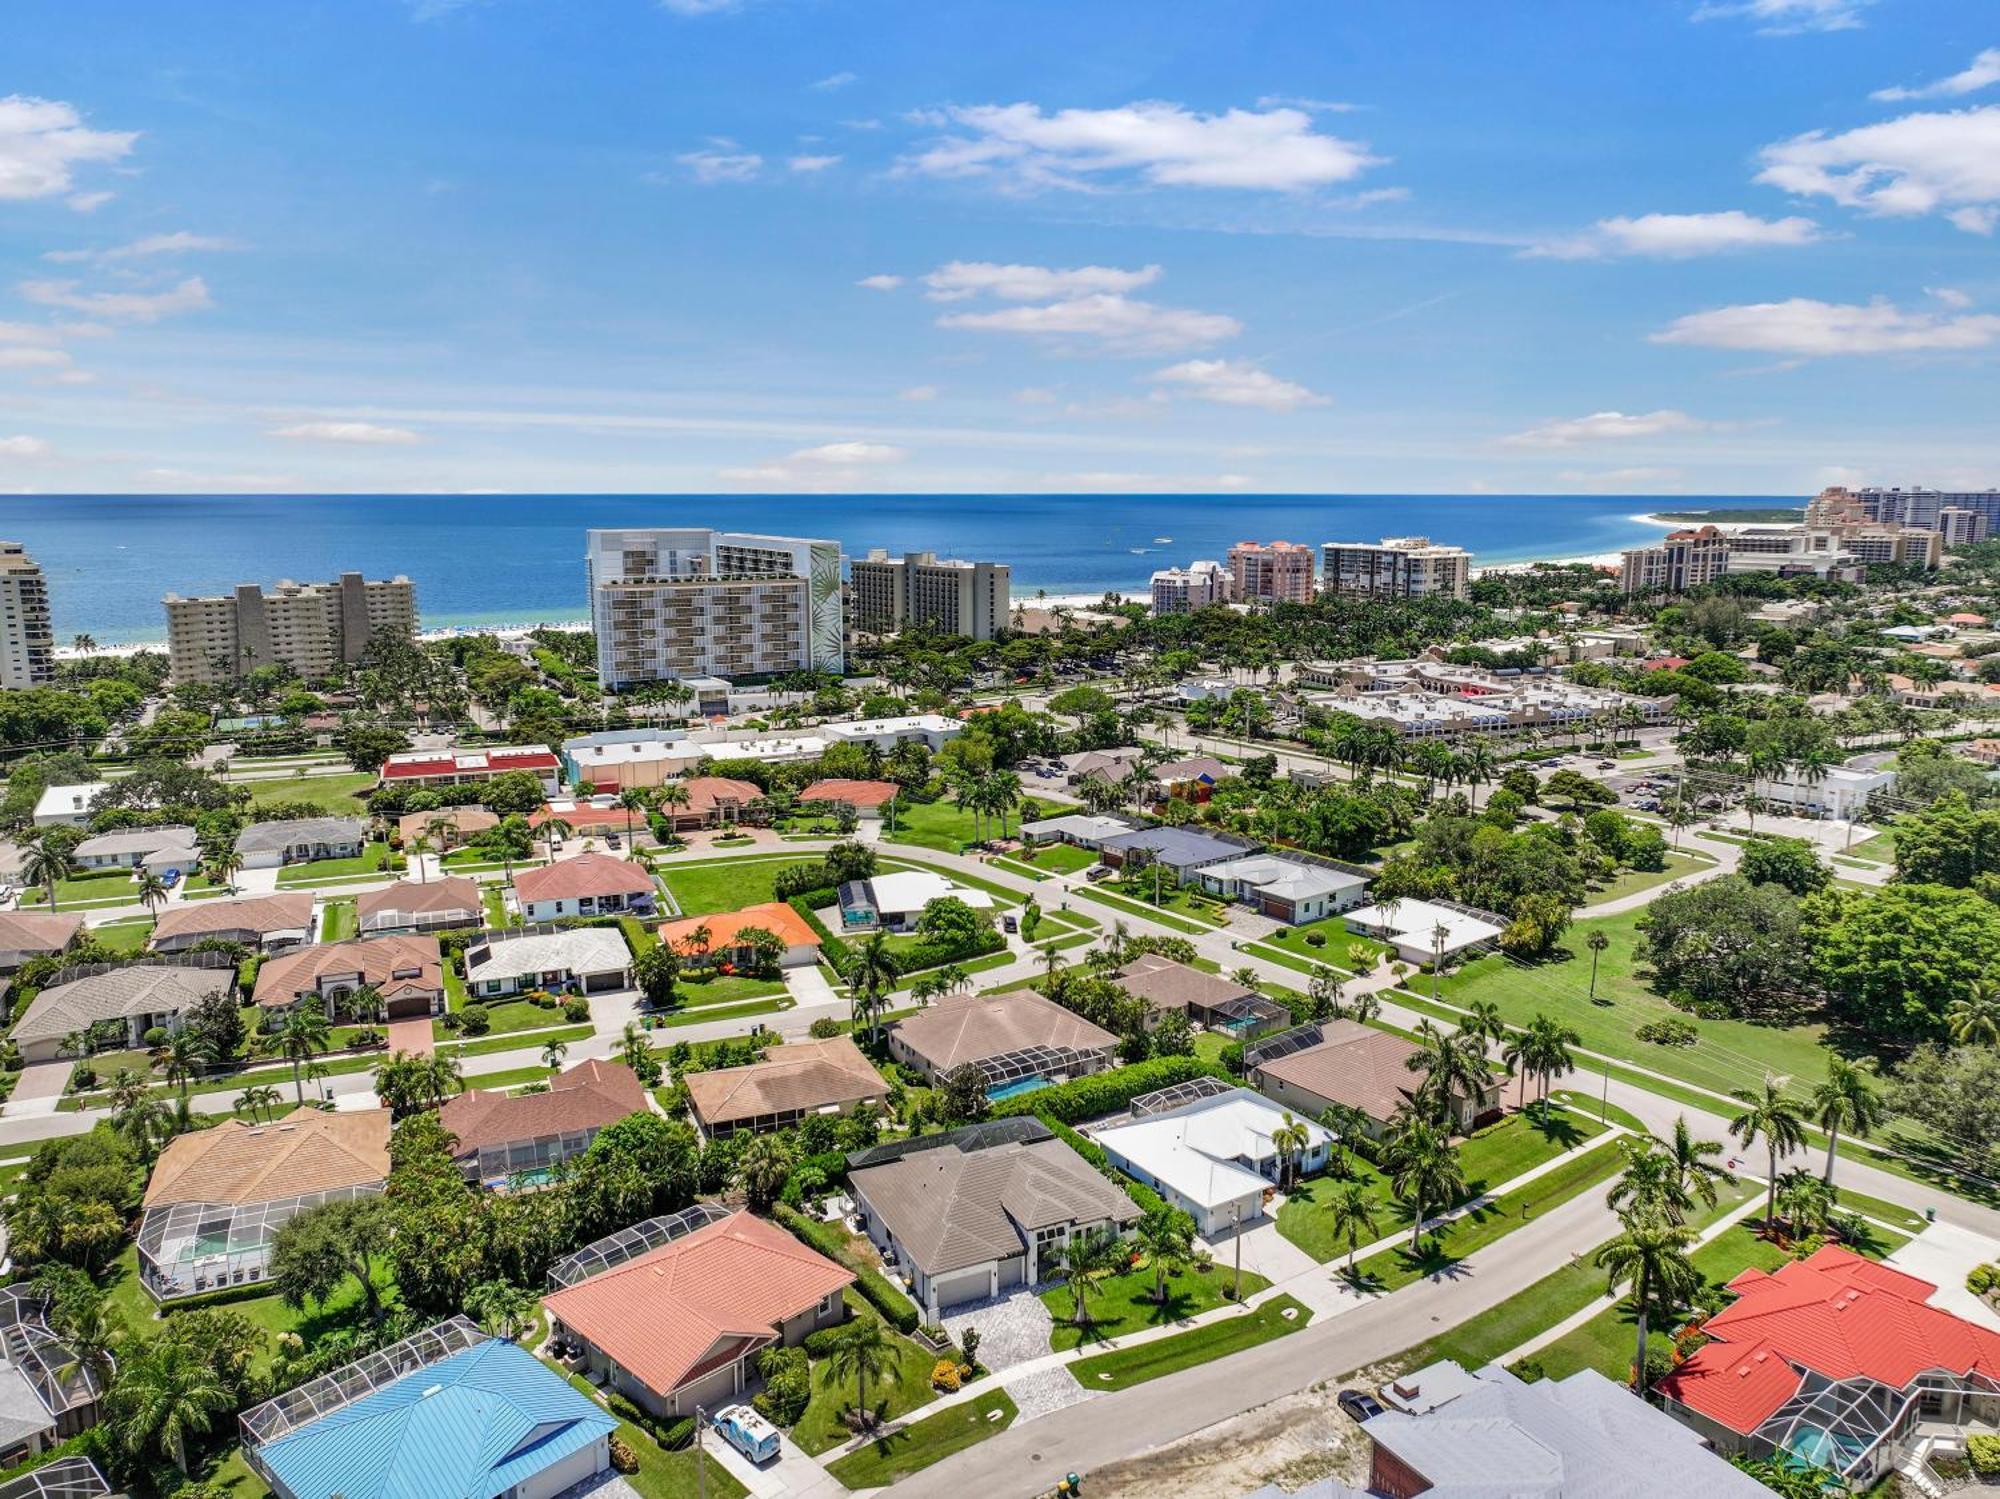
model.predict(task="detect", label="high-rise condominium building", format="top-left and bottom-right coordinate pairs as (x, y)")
top-left (1941, 508), bottom-right (1989, 547)
top-left (0, 542), bottom-right (54, 690)
top-left (163, 573), bottom-right (416, 684)
top-left (586, 528), bottom-right (843, 689)
top-left (1149, 560), bottom-right (1231, 615)
top-left (1227, 540), bottom-right (1315, 605)
top-left (1826, 485), bottom-right (2000, 536)
top-left (848, 550), bottom-right (1010, 640)
top-left (1618, 527), bottom-right (1731, 595)
top-left (1319, 537), bottom-right (1472, 602)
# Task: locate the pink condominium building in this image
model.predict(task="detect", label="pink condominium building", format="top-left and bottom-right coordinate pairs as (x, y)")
top-left (1227, 540), bottom-right (1316, 605)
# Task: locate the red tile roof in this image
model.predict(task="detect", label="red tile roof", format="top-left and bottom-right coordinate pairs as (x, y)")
top-left (440, 1058), bottom-right (647, 1157)
top-left (513, 852), bottom-right (653, 905)
top-left (541, 1209), bottom-right (853, 1400)
top-left (380, 746), bottom-right (559, 782)
top-left (798, 779), bottom-right (901, 808)
top-left (1658, 1245), bottom-right (2000, 1436)
top-left (658, 901), bottom-right (819, 953)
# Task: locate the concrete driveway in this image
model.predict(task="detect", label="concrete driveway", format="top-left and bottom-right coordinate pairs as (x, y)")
top-left (4, 1061), bottom-right (72, 1117)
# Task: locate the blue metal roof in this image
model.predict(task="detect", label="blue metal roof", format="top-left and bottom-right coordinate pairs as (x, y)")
top-left (256, 1340), bottom-right (615, 1499)
top-left (1098, 825), bottom-right (1244, 867)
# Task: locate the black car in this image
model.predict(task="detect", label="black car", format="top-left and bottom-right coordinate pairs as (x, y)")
top-left (1337, 1389), bottom-right (1385, 1424)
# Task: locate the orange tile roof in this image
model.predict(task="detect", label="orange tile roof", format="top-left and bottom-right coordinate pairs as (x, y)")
top-left (541, 1209), bottom-right (852, 1400)
top-left (798, 779), bottom-right (901, 808)
top-left (144, 1106), bottom-right (391, 1207)
top-left (251, 934), bottom-right (444, 1009)
top-left (440, 1058), bottom-right (647, 1156)
top-left (513, 852), bottom-right (653, 905)
top-left (657, 901), bottom-right (819, 954)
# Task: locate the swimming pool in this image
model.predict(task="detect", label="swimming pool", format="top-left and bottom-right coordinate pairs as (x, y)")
top-left (986, 1077), bottom-right (1049, 1103)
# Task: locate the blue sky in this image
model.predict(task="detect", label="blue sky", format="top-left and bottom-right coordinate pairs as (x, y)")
top-left (0, 0), bottom-right (1995, 496)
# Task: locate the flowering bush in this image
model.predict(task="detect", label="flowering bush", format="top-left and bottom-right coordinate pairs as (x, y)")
top-left (930, 1358), bottom-right (961, 1392)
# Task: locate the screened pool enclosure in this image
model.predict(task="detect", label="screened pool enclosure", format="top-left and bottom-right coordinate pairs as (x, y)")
top-left (137, 1181), bottom-right (384, 1302)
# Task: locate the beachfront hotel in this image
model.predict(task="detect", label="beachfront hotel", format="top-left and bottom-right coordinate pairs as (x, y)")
top-left (1319, 536), bottom-right (1472, 602)
top-left (584, 527), bottom-right (844, 688)
top-left (0, 542), bottom-right (55, 690)
top-left (1227, 540), bottom-right (1316, 605)
top-left (1619, 514), bottom-right (1941, 595)
top-left (848, 548), bottom-right (1010, 640)
top-left (163, 573), bottom-right (417, 684)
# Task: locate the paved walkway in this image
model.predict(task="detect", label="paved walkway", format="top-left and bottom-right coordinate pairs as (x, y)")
top-left (4, 1062), bottom-right (70, 1117)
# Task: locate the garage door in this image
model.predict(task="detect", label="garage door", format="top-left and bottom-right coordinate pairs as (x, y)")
top-left (584, 968), bottom-right (627, 993)
top-left (933, 1268), bottom-right (993, 1310)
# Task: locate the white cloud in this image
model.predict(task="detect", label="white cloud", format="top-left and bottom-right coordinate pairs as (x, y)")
top-left (0, 436), bottom-right (50, 459)
top-left (17, 276), bottom-right (212, 323)
top-left (1873, 48), bottom-right (2000, 102)
top-left (719, 440), bottom-right (907, 486)
top-left (1254, 95), bottom-right (1363, 114)
top-left (677, 148), bottom-right (762, 184)
top-left (1757, 107), bottom-right (2000, 234)
top-left (65, 190), bottom-right (112, 213)
top-left (1042, 470), bottom-right (1253, 491)
top-left (899, 385), bottom-right (939, 402)
top-left (1149, 359), bottom-right (1327, 412)
top-left (1529, 210), bottom-right (1824, 260)
top-left (938, 293), bottom-right (1240, 354)
top-left (1503, 409), bottom-right (1715, 448)
top-left (270, 421), bottom-right (421, 445)
top-left (856, 274), bottom-right (903, 291)
top-left (922, 261), bottom-right (1161, 302)
top-left (900, 100), bottom-right (1383, 192)
top-left (43, 231), bottom-right (241, 266)
top-left (788, 154), bottom-right (841, 173)
top-left (1691, 0), bottom-right (1871, 35)
top-left (1652, 296), bottom-right (2000, 355)
top-left (1929, 285), bottom-right (1974, 308)
top-left (0, 347), bottom-right (72, 371)
top-left (810, 71), bottom-right (857, 92)
top-left (0, 96), bottom-right (135, 201)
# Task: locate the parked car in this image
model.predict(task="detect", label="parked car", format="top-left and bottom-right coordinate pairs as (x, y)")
top-left (1003, 913), bottom-right (1019, 933)
top-left (161, 868), bottom-right (182, 888)
top-left (1337, 1389), bottom-right (1385, 1423)
top-left (712, 1404), bottom-right (780, 1464)
top-left (1084, 864), bottom-right (1114, 882)
top-left (605, 833), bottom-right (622, 849)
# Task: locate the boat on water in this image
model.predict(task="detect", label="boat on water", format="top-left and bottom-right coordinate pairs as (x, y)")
top-left (1153, 536), bottom-right (1173, 543)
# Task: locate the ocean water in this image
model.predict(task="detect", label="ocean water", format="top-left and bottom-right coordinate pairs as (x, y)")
top-left (0, 492), bottom-right (1787, 644)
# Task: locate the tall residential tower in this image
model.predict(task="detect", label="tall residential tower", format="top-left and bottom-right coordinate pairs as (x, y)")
top-left (0, 543), bottom-right (55, 689)
top-left (163, 573), bottom-right (415, 684)
top-left (1319, 537), bottom-right (1472, 602)
top-left (848, 549), bottom-right (1010, 640)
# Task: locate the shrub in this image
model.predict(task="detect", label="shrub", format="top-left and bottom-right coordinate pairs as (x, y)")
top-left (1970, 1263), bottom-right (1999, 1297)
top-left (990, 1054), bottom-right (1229, 1124)
top-left (773, 1203), bottom-right (919, 1333)
top-left (1304, 930), bottom-right (1325, 947)
top-left (754, 1345), bottom-right (812, 1425)
top-left (1508, 1357), bottom-right (1546, 1383)
top-left (608, 1436), bottom-right (639, 1474)
top-left (802, 1324), bottom-right (848, 1358)
top-left (459, 1003), bottom-right (491, 1036)
top-left (439, 1009), bottom-right (464, 1033)
top-left (930, 1358), bottom-right (961, 1392)
top-left (1635, 1018), bottom-right (1697, 1047)
top-left (562, 996), bottom-right (590, 1023)
top-left (143, 1025), bottom-right (168, 1048)
top-left (808, 1017), bottom-right (842, 1039)
top-left (1970, 1434), bottom-right (2000, 1477)
top-left (659, 1416), bottom-right (696, 1451)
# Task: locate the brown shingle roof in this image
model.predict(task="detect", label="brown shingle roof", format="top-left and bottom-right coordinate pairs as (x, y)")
top-left (0, 910), bottom-right (83, 956)
top-left (144, 1106), bottom-right (391, 1207)
top-left (684, 1038), bottom-right (886, 1130)
top-left (512, 853), bottom-right (653, 905)
top-left (1116, 953), bottom-right (1258, 1016)
top-left (439, 1058), bottom-right (647, 1156)
top-left (150, 892), bottom-right (315, 944)
top-left (1252, 1020), bottom-right (1430, 1122)
top-left (355, 877), bottom-right (482, 923)
top-left (394, 807), bottom-right (498, 844)
top-left (889, 989), bottom-right (1119, 1076)
top-left (250, 934), bottom-right (444, 1009)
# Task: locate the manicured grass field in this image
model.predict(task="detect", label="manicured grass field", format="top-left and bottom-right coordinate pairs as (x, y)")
top-left (791, 1297), bottom-right (943, 1455)
top-left (1257, 916), bottom-right (1390, 968)
top-left (1040, 1263), bottom-right (1273, 1351)
top-left (660, 856), bottom-right (805, 915)
top-left (883, 798), bottom-right (1048, 853)
top-left (275, 840), bottom-right (396, 886)
top-left (1013, 842), bottom-right (1098, 876)
top-left (92, 917), bottom-right (154, 952)
top-left (655, 996), bottom-right (792, 1028)
top-left (241, 771), bottom-right (377, 814)
top-left (482, 885), bottom-right (513, 929)
top-left (21, 871), bottom-right (139, 908)
top-left (1073, 884), bottom-right (1207, 933)
top-left (320, 898), bottom-right (357, 941)
top-left (1581, 850), bottom-right (1715, 906)
top-left (825, 1388), bottom-right (1018, 1489)
top-left (436, 997), bottom-right (569, 1039)
top-left (1848, 828), bottom-right (1897, 864)
top-left (676, 972), bottom-right (788, 1006)
top-left (1068, 1294), bottom-right (1312, 1391)
top-left (1100, 876), bottom-right (1231, 926)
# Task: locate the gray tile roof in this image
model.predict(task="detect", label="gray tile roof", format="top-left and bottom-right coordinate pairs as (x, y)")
top-left (235, 816), bottom-right (367, 854)
top-left (888, 990), bottom-right (1119, 1076)
top-left (74, 824), bottom-right (196, 859)
top-left (1115, 953), bottom-right (1258, 1015)
top-left (13, 964), bottom-right (229, 1047)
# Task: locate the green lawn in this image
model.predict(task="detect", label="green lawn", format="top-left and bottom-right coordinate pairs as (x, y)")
top-left (824, 1388), bottom-right (1018, 1490)
top-left (1073, 884), bottom-right (1207, 934)
top-left (1848, 828), bottom-right (1897, 864)
top-left (675, 972), bottom-right (788, 1006)
top-left (654, 996), bottom-right (792, 1028)
top-left (883, 799), bottom-right (1048, 853)
top-left (92, 917), bottom-right (154, 952)
top-left (321, 899), bottom-right (357, 941)
top-left (1255, 916), bottom-right (1389, 971)
top-left (1013, 842), bottom-right (1098, 875)
top-left (441, 1023), bottom-right (592, 1060)
top-left (791, 1298), bottom-right (943, 1455)
top-left (661, 856), bottom-right (805, 915)
top-left (482, 885), bottom-right (514, 929)
top-left (275, 840), bottom-right (396, 886)
top-left (1100, 876), bottom-right (1231, 927)
top-left (241, 771), bottom-right (377, 815)
top-left (1068, 1294), bottom-right (1312, 1391)
top-left (438, 997), bottom-right (574, 1040)
top-left (1040, 1263), bottom-right (1273, 1351)
top-left (556, 1369), bottom-right (747, 1499)
top-left (1583, 851), bottom-right (1715, 905)
top-left (21, 872), bottom-right (139, 908)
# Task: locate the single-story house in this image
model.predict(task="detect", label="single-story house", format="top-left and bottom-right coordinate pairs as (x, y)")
top-left (1343, 897), bottom-right (1505, 967)
top-left (72, 824), bottom-right (198, 873)
top-left (242, 1323), bottom-right (615, 1499)
top-left (1091, 1087), bottom-right (1331, 1236)
top-left (796, 778), bottom-right (901, 818)
top-left (139, 1106), bottom-right (392, 1300)
top-left (440, 1058), bottom-right (647, 1187)
top-left (355, 876), bottom-right (483, 936)
top-left (1060, 748), bottom-right (1143, 787)
top-left (1248, 1020), bottom-right (1501, 1134)
top-left (511, 853), bottom-right (656, 923)
top-left (1152, 755), bottom-right (1232, 799)
top-left (1197, 852), bottom-right (1371, 924)
top-left (684, 1037), bottom-right (888, 1138)
top-left (543, 1208), bottom-right (853, 1421)
top-left (837, 868), bottom-right (993, 932)
top-left (1018, 812), bottom-right (1139, 850)
top-left (149, 893), bottom-right (316, 954)
top-left (657, 901), bottom-right (820, 969)
top-left (848, 1117), bottom-right (1140, 1317)
top-left (886, 988), bottom-right (1119, 1089)
top-left (30, 784), bottom-right (103, 830)
top-left (1113, 953), bottom-right (1290, 1038)
top-left (463, 926), bottom-right (632, 998)
top-left (0, 1288), bottom-right (107, 1469)
top-left (0, 911), bottom-right (83, 973)
top-left (12, 963), bottom-right (231, 1064)
top-left (394, 806), bottom-right (498, 849)
top-left (1096, 824), bottom-right (1250, 878)
top-left (234, 816), bottom-right (368, 870)
top-left (378, 744), bottom-right (561, 792)
top-left (250, 935), bottom-right (446, 1021)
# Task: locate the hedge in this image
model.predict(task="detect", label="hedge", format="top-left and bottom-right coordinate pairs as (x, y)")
top-left (787, 889), bottom-right (1003, 981)
top-left (788, 890), bottom-right (854, 976)
top-left (990, 1054), bottom-right (1231, 1124)
top-left (773, 1202), bottom-right (920, 1333)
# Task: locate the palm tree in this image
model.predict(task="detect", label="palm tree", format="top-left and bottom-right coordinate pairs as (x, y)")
top-left (1596, 1216), bottom-right (1698, 1390)
top-left (1383, 1113), bottom-right (1465, 1252)
top-left (735, 1133), bottom-right (793, 1211)
top-left (1606, 1139), bottom-right (1692, 1225)
top-left (1946, 980), bottom-right (2000, 1046)
top-left (1053, 1228), bottom-right (1127, 1326)
top-left (1271, 1112), bottom-right (1312, 1189)
top-left (1517, 1014), bottom-right (1580, 1113)
top-left (1774, 1168), bottom-right (1838, 1240)
top-left (618, 787), bottom-right (649, 842)
top-left (1729, 1074), bottom-right (1809, 1236)
top-left (849, 932), bottom-right (900, 1045)
top-left (50, 1293), bottom-right (119, 1397)
top-left (541, 1037), bottom-right (569, 1073)
top-left (1811, 1058), bottom-right (1883, 1189)
top-left (134, 868), bottom-right (169, 921)
top-left (1405, 1021), bottom-right (1486, 1129)
top-left (538, 817), bottom-right (573, 863)
top-left (21, 841), bottom-right (71, 912)
top-left (235, 1082), bottom-right (282, 1123)
top-left (1585, 930), bottom-right (1610, 1003)
top-left (1135, 1207), bottom-right (1193, 1304)
top-left (272, 1007), bottom-right (332, 1105)
top-left (654, 780), bottom-right (691, 832)
top-left (204, 847), bottom-right (243, 895)
top-left (1665, 1115), bottom-right (1732, 1217)
top-left (1326, 1181), bottom-right (1381, 1282)
top-left (107, 1333), bottom-right (232, 1474)
top-left (1318, 1103), bottom-right (1372, 1179)
top-left (822, 1318), bottom-right (895, 1433)
top-left (157, 1033), bottom-right (206, 1101)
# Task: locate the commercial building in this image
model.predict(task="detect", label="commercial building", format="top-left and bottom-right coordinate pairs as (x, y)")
top-left (1624, 517), bottom-right (1942, 592)
top-left (1150, 559), bottom-right (1231, 615)
top-left (1228, 540), bottom-right (1316, 605)
top-left (1248, 1019), bottom-right (1502, 1134)
top-left (849, 548), bottom-right (1010, 639)
top-left (163, 572), bottom-right (416, 684)
top-left (1838, 484), bottom-right (2000, 536)
top-left (0, 543), bottom-right (54, 690)
top-left (1619, 526), bottom-right (1732, 595)
top-left (585, 527), bottom-right (844, 688)
top-left (440, 1058), bottom-right (646, 1188)
top-left (1092, 1084), bottom-right (1330, 1236)
top-left (1753, 764), bottom-right (1895, 820)
top-left (1320, 537), bottom-right (1472, 602)
top-left (684, 1037), bottom-right (889, 1138)
top-left (885, 988), bottom-right (1119, 1089)
top-left (847, 1117), bottom-right (1138, 1317)
top-left (377, 744), bottom-right (561, 793)
top-left (559, 714), bottom-right (961, 789)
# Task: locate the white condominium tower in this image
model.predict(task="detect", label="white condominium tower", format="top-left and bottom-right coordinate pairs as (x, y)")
top-left (849, 549), bottom-right (1010, 640)
top-left (0, 542), bottom-right (55, 689)
top-left (586, 528), bottom-right (844, 689)
top-left (163, 573), bottom-right (415, 684)
top-left (1149, 560), bottom-right (1231, 615)
top-left (1320, 537), bottom-right (1472, 602)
